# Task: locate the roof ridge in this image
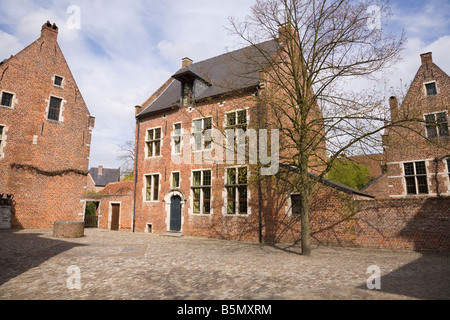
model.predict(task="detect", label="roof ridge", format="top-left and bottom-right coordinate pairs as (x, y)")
top-left (186, 38), bottom-right (279, 69)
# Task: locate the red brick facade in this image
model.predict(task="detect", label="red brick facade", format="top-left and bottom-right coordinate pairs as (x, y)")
top-left (364, 52), bottom-right (450, 199)
top-left (0, 22), bottom-right (94, 229)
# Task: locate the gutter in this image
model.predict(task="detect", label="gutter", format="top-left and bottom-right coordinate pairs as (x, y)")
top-left (132, 115), bottom-right (141, 233)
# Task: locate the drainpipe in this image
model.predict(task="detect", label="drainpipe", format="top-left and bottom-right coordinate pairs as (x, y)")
top-left (132, 109), bottom-right (141, 233)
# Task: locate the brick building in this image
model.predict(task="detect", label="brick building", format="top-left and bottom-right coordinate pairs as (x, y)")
top-left (130, 28), bottom-right (375, 241)
top-left (0, 21), bottom-right (95, 229)
top-left (87, 165), bottom-right (121, 193)
top-left (364, 52), bottom-right (450, 199)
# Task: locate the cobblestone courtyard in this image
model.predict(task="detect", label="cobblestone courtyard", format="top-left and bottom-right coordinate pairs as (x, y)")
top-left (0, 229), bottom-right (449, 300)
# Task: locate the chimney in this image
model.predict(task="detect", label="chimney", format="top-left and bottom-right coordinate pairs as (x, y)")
top-left (420, 52), bottom-right (433, 65)
top-left (41, 21), bottom-right (58, 41)
top-left (389, 96), bottom-right (399, 121)
top-left (182, 57), bottom-right (193, 68)
top-left (98, 165), bottom-right (103, 176)
top-left (135, 105), bottom-right (142, 116)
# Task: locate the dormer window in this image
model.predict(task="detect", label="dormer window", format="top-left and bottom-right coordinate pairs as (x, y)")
top-left (182, 82), bottom-right (194, 106)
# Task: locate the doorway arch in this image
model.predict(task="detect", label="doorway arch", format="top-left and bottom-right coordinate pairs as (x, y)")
top-left (164, 189), bottom-right (186, 232)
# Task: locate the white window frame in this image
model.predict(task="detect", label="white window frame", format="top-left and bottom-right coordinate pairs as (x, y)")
top-left (0, 124), bottom-right (7, 159)
top-left (145, 127), bottom-right (163, 158)
top-left (224, 166), bottom-right (249, 216)
top-left (171, 171), bottom-right (181, 189)
top-left (191, 169), bottom-right (212, 215)
top-left (144, 173), bottom-right (161, 202)
top-left (423, 111), bottom-right (449, 139)
top-left (0, 90), bottom-right (17, 109)
top-left (403, 161), bottom-right (429, 195)
top-left (46, 95), bottom-right (65, 122)
top-left (53, 74), bottom-right (65, 88)
top-left (192, 117), bottom-right (213, 152)
top-left (423, 80), bottom-right (439, 97)
top-left (172, 122), bottom-right (182, 155)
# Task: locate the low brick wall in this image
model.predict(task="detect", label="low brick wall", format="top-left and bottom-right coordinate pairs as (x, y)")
top-left (307, 196), bottom-right (450, 253)
top-left (53, 221), bottom-right (85, 238)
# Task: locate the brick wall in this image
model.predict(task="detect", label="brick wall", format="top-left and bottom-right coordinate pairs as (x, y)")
top-left (381, 52), bottom-right (450, 198)
top-left (0, 22), bottom-right (94, 228)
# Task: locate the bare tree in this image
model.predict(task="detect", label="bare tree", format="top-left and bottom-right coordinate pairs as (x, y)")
top-left (228, 0), bottom-right (407, 255)
top-left (117, 139), bottom-right (135, 180)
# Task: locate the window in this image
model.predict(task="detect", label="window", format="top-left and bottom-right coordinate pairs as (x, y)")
top-left (226, 110), bottom-right (248, 130)
top-left (225, 167), bottom-right (248, 215)
top-left (182, 82), bottom-right (194, 106)
top-left (425, 112), bottom-right (449, 138)
top-left (173, 123), bottom-right (182, 155)
top-left (146, 128), bottom-right (162, 157)
top-left (47, 96), bottom-right (62, 121)
top-left (291, 195), bottom-right (301, 216)
top-left (192, 170), bottom-right (212, 214)
top-left (404, 161), bottom-right (428, 195)
top-left (0, 92), bottom-right (13, 108)
top-left (172, 172), bottom-right (180, 189)
top-left (193, 117), bottom-right (212, 151)
top-left (425, 82), bottom-right (437, 97)
top-left (447, 159), bottom-right (450, 182)
top-left (0, 125), bottom-right (4, 156)
top-left (54, 76), bottom-right (63, 87)
top-left (145, 174), bottom-right (160, 201)
top-left (225, 110), bottom-right (248, 155)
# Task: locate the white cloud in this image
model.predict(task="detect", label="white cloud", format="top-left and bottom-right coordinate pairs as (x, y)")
top-left (0, 0), bottom-right (448, 170)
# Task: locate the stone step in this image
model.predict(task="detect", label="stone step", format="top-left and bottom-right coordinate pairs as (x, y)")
top-left (161, 231), bottom-right (183, 237)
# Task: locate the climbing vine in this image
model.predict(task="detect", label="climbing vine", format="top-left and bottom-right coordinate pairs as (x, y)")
top-left (10, 163), bottom-right (88, 177)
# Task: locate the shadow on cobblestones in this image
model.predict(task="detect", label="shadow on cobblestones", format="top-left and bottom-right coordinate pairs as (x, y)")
top-left (358, 254), bottom-right (450, 300)
top-left (0, 230), bottom-right (86, 286)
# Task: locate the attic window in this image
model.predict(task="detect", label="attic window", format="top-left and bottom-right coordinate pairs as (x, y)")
top-left (182, 82), bottom-right (194, 107)
top-left (54, 76), bottom-right (63, 87)
top-left (425, 82), bottom-right (437, 97)
top-left (0, 92), bottom-right (14, 108)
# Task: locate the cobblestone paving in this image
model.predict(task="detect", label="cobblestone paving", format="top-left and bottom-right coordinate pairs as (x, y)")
top-left (0, 229), bottom-right (449, 300)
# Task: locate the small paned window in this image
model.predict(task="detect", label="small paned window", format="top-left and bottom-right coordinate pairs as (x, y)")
top-left (173, 123), bottom-right (182, 155)
top-left (0, 92), bottom-right (13, 108)
top-left (48, 96), bottom-right (62, 121)
top-left (146, 174), bottom-right (160, 201)
top-left (192, 170), bottom-right (212, 214)
top-left (193, 117), bottom-right (212, 151)
top-left (425, 82), bottom-right (437, 96)
top-left (225, 167), bottom-right (248, 215)
top-left (172, 172), bottom-right (180, 188)
top-left (146, 128), bottom-right (162, 157)
top-left (54, 76), bottom-right (63, 87)
top-left (404, 161), bottom-right (429, 195)
top-left (425, 112), bottom-right (449, 138)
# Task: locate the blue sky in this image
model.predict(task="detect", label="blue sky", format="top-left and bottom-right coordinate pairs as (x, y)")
top-left (0, 0), bottom-right (449, 170)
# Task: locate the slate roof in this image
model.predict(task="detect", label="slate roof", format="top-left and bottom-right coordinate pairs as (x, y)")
top-left (88, 167), bottom-right (120, 187)
top-left (137, 39), bottom-right (280, 118)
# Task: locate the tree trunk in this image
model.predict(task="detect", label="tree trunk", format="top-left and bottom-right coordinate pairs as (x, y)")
top-left (300, 189), bottom-right (311, 256)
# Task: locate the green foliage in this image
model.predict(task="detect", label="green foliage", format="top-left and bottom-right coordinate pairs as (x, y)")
top-left (328, 159), bottom-right (374, 190)
top-left (85, 201), bottom-right (99, 217)
top-left (121, 172), bottom-right (134, 181)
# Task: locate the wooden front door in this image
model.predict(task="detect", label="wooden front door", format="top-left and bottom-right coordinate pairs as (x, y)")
top-left (170, 196), bottom-right (182, 232)
top-left (110, 203), bottom-right (120, 231)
